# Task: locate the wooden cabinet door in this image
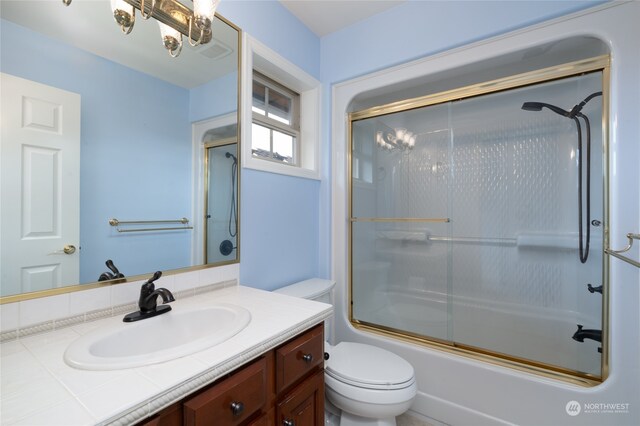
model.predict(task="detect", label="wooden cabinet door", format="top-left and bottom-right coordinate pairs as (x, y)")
top-left (276, 370), bottom-right (324, 426)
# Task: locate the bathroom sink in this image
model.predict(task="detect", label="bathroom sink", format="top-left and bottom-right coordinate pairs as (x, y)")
top-left (64, 304), bottom-right (251, 370)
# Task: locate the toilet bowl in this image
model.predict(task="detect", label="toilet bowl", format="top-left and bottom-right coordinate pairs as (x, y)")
top-left (274, 279), bottom-right (417, 426)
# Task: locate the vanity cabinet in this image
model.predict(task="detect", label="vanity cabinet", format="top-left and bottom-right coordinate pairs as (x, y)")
top-left (139, 323), bottom-right (324, 426)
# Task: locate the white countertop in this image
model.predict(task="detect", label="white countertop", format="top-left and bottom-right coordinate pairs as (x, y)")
top-left (0, 286), bottom-right (332, 426)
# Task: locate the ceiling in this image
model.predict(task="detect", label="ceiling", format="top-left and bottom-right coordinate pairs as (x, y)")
top-left (279, 0), bottom-right (406, 36)
top-left (0, 0), bottom-right (405, 89)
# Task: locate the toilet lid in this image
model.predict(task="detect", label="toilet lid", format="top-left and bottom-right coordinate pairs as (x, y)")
top-left (325, 342), bottom-right (415, 390)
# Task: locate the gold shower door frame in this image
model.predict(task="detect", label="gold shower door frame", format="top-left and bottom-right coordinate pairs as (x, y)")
top-left (347, 55), bottom-right (611, 387)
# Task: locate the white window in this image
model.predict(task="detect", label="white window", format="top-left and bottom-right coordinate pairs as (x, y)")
top-left (242, 35), bottom-right (321, 180)
top-left (251, 73), bottom-right (300, 165)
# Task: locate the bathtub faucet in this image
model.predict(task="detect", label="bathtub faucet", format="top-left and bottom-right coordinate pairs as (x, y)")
top-left (572, 324), bottom-right (602, 353)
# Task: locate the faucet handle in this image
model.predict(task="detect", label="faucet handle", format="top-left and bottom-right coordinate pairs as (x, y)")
top-left (147, 271), bottom-right (162, 284)
top-left (139, 271), bottom-right (162, 305)
top-left (106, 259), bottom-right (125, 279)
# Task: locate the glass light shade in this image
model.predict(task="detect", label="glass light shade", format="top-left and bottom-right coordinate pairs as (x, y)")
top-left (158, 21), bottom-right (182, 56)
top-left (194, 0), bottom-right (219, 22)
top-left (111, 0), bottom-right (133, 14)
top-left (158, 21), bottom-right (180, 43)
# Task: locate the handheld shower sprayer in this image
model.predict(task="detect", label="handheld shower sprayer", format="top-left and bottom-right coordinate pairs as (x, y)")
top-left (520, 91), bottom-right (602, 264)
top-left (225, 152), bottom-right (237, 163)
top-left (214, 150), bottom-right (239, 257)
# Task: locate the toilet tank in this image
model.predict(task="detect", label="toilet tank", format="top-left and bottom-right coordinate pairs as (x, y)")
top-left (274, 278), bottom-right (336, 341)
top-left (273, 278), bottom-right (335, 304)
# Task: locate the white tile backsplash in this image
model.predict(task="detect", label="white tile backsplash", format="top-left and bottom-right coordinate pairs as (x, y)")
top-left (110, 279), bottom-right (144, 307)
top-left (199, 266), bottom-right (222, 286)
top-left (19, 293), bottom-right (69, 328)
top-left (69, 286), bottom-right (111, 317)
top-left (173, 270), bottom-right (199, 293)
top-left (0, 265), bottom-right (239, 339)
top-left (0, 301), bottom-right (19, 332)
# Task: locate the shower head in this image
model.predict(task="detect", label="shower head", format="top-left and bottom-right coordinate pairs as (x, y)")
top-left (521, 101), bottom-right (571, 117)
top-left (225, 152), bottom-right (237, 163)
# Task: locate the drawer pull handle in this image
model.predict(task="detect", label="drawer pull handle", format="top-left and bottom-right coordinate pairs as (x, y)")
top-left (283, 420), bottom-right (295, 426)
top-left (302, 353), bottom-right (313, 363)
top-left (230, 401), bottom-right (244, 416)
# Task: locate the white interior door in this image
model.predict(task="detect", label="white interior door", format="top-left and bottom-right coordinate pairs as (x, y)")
top-left (1, 73), bottom-right (81, 296)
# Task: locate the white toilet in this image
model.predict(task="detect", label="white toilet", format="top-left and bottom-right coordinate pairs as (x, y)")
top-left (274, 279), bottom-right (417, 426)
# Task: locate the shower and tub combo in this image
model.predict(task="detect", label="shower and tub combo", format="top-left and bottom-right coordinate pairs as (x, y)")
top-left (348, 61), bottom-right (607, 382)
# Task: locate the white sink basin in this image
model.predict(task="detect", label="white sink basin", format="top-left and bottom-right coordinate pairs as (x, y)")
top-left (64, 303), bottom-right (251, 370)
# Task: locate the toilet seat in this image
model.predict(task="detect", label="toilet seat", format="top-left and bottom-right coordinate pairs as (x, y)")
top-left (326, 342), bottom-right (415, 390)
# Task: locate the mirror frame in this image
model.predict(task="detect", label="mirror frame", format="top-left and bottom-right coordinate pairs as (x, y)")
top-left (0, 13), bottom-right (242, 305)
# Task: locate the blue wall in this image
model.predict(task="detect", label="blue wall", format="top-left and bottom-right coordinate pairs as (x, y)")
top-left (240, 170), bottom-right (320, 289)
top-left (218, 0), bottom-right (320, 79)
top-left (1, 20), bottom-right (192, 283)
top-left (319, 0), bottom-right (604, 83)
top-left (3, 0), bottom-right (603, 290)
top-left (189, 71), bottom-right (238, 122)
top-left (218, 0), bottom-right (602, 290)
top-left (218, 1), bottom-right (323, 290)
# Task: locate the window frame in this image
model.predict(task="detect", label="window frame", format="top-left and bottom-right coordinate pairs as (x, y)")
top-left (241, 34), bottom-right (321, 180)
top-left (251, 72), bottom-right (301, 166)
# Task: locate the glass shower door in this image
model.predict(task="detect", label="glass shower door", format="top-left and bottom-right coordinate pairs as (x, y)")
top-left (351, 103), bottom-right (453, 342)
top-left (350, 66), bottom-right (606, 380)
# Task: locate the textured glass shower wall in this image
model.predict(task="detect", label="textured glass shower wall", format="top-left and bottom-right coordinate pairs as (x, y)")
top-left (206, 143), bottom-right (238, 264)
top-left (351, 71), bottom-right (605, 378)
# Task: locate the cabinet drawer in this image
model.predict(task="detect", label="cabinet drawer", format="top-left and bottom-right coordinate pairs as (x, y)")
top-left (275, 324), bottom-right (323, 393)
top-left (184, 357), bottom-right (267, 426)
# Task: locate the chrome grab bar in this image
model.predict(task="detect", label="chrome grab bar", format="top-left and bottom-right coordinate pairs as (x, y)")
top-left (428, 236), bottom-right (517, 246)
top-left (109, 218), bottom-right (193, 233)
top-left (605, 233), bottom-right (640, 268)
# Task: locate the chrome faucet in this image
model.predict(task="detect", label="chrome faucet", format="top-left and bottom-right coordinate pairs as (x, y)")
top-left (123, 271), bottom-right (175, 322)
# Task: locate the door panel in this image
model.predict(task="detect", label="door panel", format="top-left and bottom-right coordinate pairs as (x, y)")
top-left (1, 73), bottom-right (81, 296)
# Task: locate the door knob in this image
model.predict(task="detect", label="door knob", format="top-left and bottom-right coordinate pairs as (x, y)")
top-left (63, 245), bottom-right (76, 254)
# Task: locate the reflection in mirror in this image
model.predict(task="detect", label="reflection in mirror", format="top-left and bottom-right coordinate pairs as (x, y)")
top-left (0, 1), bottom-right (240, 299)
top-left (205, 140), bottom-right (239, 264)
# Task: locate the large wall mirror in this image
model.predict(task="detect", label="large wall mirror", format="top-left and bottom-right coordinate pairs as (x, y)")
top-left (0, 1), bottom-right (241, 301)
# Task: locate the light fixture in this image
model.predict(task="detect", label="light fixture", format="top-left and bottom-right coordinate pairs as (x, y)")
top-left (62, 0), bottom-right (220, 57)
top-left (376, 128), bottom-right (417, 151)
top-left (111, 0), bottom-right (135, 34)
top-left (158, 21), bottom-right (182, 57)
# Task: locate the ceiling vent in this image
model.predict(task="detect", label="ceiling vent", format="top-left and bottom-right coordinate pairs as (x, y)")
top-left (196, 40), bottom-right (232, 60)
